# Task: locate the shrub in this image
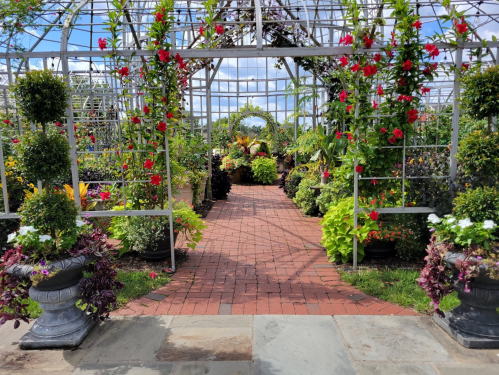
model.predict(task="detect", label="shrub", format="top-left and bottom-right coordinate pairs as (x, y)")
top-left (211, 155), bottom-right (232, 199)
top-left (251, 157), bottom-right (278, 185)
top-left (229, 147), bottom-right (244, 159)
top-left (19, 190), bottom-right (78, 237)
top-left (11, 69), bottom-right (69, 128)
top-left (316, 180), bottom-right (350, 215)
top-left (392, 214), bottom-right (426, 261)
top-left (456, 130), bottom-right (499, 186)
top-left (16, 130), bottom-right (71, 184)
top-left (278, 169), bottom-right (289, 190)
top-left (221, 155), bottom-right (249, 173)
top-left (293, 177), bottom-right (320, 216)
top-left (452, 186), bottom-right (499, 222)
top-left (255, 141), bottom-right (271, 157)
top-left (284, 170), bottom-right (303, 198)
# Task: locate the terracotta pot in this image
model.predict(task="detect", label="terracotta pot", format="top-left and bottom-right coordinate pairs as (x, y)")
top-left (230, 166), bottom-right (244, 184)
top-left (434, 251), bottom-right (499, 348)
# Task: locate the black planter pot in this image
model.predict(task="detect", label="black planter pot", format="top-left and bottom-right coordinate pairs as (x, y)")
top-left (434, 251), bottom-right (499, 348)
top-left (5, 255), bottom-right (96, 349)
top-left (139, 231), bottom-right (179, 261)
top-left (364, 240), bottom-right (396, 259)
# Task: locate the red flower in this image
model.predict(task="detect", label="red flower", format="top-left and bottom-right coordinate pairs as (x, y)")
top-left (402, 60), bottom-right (412, 71)
top-left (363, 64), bottom-right (377, 77)
top-left (215, 24), bottom-right (224, 35)
top-left (373, 53), bottom-right (381, 62)
top-left (370, 178), bottom-right (379, 185)
top-left (339, 55), bottom-right (349, 67)
top-left (393, 128), bottom-right (403, 139)
top-left (413, 20), bottom-right (422, 29)
top-left (143, 105), bottom-right (150, 114)
top-left (154, 41), bottom-right (159, 46)
top-left (100, 191), bottom-right (111, 200)
top-left (355, 165), bottom-right (364, 173)
top-left (425, 44), bottom-right (439, 60)
top-left (199, 26), bottom-right (205, 35)
top-left (98, 38), bottom-right (107, 50)
top-left (128, 144), bottom-right (134, 150)
top-left (377, 85), bottom-right (384, 95)
top-left (363, 36), bottom-right (373, 48)
top-left (421, 87), bottom-right (431, 94)
top-left (3, 119), bottom-right (11, 125)
top-left (372, 100), bottom-right (378, 109)
top-left (369, 211), bottom-right (379, 220)
top-left (118, 67), bottom-right (129, 77)
top-left (339, 90), bottom-right (348, 103)
top-left (12, 139), bottom-right (19, 144)
top-left (157, 122), bottom-right (167, 132)
top-left (323, 170), bottom-right (330, 178)
top-left (398, 78), bottom-right (405, 86)
top-left (151, 174), bottom-right (162, 186)
top-left (155, 12), bottom-right (164, 23)
top-left (456, 21), bottom-right (468, 34)
top-left (335, 131), bottom-right (343, 139)
top-left (158, 49), bottom-right (170, 62)
top-left (380, 127), bottom-right (387, 134)
top-left (386, 50), bottom-right (394, 58)
top-left (144, 159), bottom-right (154, 170)
top-left (340, 34), bottom-right (353, 45)
top-left (351, 64), bottom-right (359, 72)
top-left (131, 116), bottom-right (141, 124)
top-left (89, 134), bottom-right (96, 143)
top-left (161, 97), bottom-right (167, 103)
top-left (407, 108), bottom-right (419, 124)
top-left (347, 133), bottom-right (354, 141)
top-left (149, 271), bottom-right (157, 279)
top-left (346, 105), bottom-right (353, 113)
top-left (388, 136), bottom-right (396, 144)
top-left (123, 164), bottom-right (128, 170)
top-left (167, 112), bottom-right (174, 119)
top-left (462, 63), bottom-right (469, 71)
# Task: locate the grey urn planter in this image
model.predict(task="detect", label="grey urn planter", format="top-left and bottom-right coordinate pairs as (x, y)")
top-left (6, 255), bottom-right (96, 349)
top-left (433, 251), bottom-right (499, 348)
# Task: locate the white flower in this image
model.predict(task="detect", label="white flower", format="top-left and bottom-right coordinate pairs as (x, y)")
top-left (18, 226), bottom-right (37, 236)
top-left (428, 214), bottom-right (441, 224)
top-left (7, 232), bottom-right (16, 243)
top-left (483, 220), bottom-right (497, 230)
top-left (38, 235), bottom-right (52, 242)
top-left (458, 218), bottom-right (473, 229)
top-left (446, 217), bottom-right (456, 224)
top-left (76, 219), bottom-right (86, 227)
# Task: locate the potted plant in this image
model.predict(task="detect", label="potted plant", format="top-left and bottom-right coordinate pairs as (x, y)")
top-left (418, 214), bottom-right (499, 348)
top-left (0, 70), bottom-right (123, 349)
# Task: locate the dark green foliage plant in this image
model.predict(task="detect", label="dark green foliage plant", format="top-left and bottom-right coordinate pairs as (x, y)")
top-left (211, 155), bottom-right (232, 199)
top-left (284, 170), bottom-right (303, 199)
top-left (255, 141), bottom-right (271, 157)
top-left (461, 65), bottom-right (499, 131)
top-left (293, 177), bottom-right (320, 216)
top-left (453, 186), bottom-right (499, 222)
top-left (316, 180), bottom-right (350, 215)
top-left (15, 130), bottom-right (71, 184)
top-left (18, 190), bottom-right (78, 239)
top-left (455, 130), bottom-right (499, 186)
top-left (392, 214), bottom-right (426, 261)
top-left (11, 69), bottom-right (69, 130)
top-left (251, 157), bottom-right (278, 185)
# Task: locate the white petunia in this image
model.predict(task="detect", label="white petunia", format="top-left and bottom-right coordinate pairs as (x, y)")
top-left (7, 232), bottom-right (16, 243)
top-left (75, 219), bottom-right (86, 227)
top-left (38, 235), bottom-right (52, 242)
top-left (18, 226), bottom-right (37, 236)
top-left (428, 214), bottom-right (441, 224)
top-left (458, 218), bottom-right (473, 229)
top-left (483, 220), bottom-right (497, 230)
top-left (446, 217), bottom-right (456, 224)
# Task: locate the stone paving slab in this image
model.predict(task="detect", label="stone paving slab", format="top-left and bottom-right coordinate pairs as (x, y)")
top-left (173, 361), bottom-right (252, 375)
top-left (353, 362), bottom-right (437, 375)
top-left (253, 315), bottom-right (356, 375)
top-left (334, 315), bottom-right (455, 363)
top-left (73, 362), bottom-right (176, 375)
top-left (434, 363), bottom-right (499, 375)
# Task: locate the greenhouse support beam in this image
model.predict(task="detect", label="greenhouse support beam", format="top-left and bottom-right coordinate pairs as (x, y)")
top-left (206, 66), bottom-right (213, 200)
top-left (450, 45), bottom-right (463, 180)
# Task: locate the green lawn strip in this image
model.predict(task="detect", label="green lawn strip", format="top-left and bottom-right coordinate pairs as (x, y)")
top-left (339, 268), bottom-right (460, 314)
top-left (26, 270), bottom-right (170, 319)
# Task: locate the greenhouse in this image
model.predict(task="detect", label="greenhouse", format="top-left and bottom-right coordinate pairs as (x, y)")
top-left (1, 0), bottom-right (499, 373)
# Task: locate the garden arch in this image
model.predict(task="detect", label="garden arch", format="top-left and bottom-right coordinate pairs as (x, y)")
top-left (231, 111), bottom-right (278, 136)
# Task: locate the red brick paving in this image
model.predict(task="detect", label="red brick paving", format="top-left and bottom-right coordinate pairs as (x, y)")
top-left (112, 184), bottom-right (416, 316)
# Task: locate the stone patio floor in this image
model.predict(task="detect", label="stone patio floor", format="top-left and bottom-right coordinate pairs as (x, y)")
top-left (113, 184), bottom-right (417, 317)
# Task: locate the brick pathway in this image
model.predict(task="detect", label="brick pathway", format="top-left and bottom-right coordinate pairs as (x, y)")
top-left (113, 184), bottom-right (417, 316)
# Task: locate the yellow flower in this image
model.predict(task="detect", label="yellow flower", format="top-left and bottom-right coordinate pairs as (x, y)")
top-left (29, 183), bottom-right (34, 188)
top-left (419, 157), bottom-right (424, 164)
top-left (465, 183), bottom-right (471, 188)
top-left (409, 159), bottom-right (414, 164)
top-left (8, 156), bottom-right (12, 161)
top-left (17, 177), bottom-right (23, 183)
top-left (0, 183), bottom-right (2, 188)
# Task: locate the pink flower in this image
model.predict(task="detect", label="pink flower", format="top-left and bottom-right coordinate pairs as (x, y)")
top-left (100, 191), bottom-right (111, 200)
top-left (149, 271), bottom-right (157, 279)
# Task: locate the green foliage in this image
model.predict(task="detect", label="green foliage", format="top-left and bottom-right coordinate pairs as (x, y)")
top-left (251, 157), bottom-right (278, 185)
top-left (229, 147), bottom-right (244, 159)
top-left (339, 268), bottom-right (459, 314)
top-left (293, 177), bottom-right (320, 216)
top-left (456, 130), bottom-right (499, 185)
top-left (284, 170), bottom-right (304, 199)
top-left (220, 155), bottom-right (249, 173)
top-left (11, 69), bottom-right (69, 127)
top-left (392, 214), bottom-right (426, 261)
top-left (462, 65), bottom-right (499, 126)
top-left (115, 270), bottom-right (170, 307)
top-left (15, 130), bottom-right (71, 184)
top-left (255, 141), bottom-right (271, 156)
top-left (316, 180), bottom-right (350, 215)
top-left (453, 186), bottom-right (499, 222)
top-left (320, 197), bottom-right (378, 263)
top-left (19, 191), bottom-right (78, 237)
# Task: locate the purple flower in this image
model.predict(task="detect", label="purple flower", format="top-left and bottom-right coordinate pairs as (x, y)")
top-left (40, 261), bottom-right (46, 266)
top-left (32, 271), bottom-right (37, 275)
top-left (41, 270), bottom-right (49, 275)
top-left (85, 212), bottom-right (91, 218)
top-left (477, 256), bottom-right (482, 260)
top-left (429, 228), bottom-right (435, 232)
top-left (185, 171), bottom-right (189, 174)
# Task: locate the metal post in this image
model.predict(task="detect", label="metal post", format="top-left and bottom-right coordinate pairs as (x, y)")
top-left (353, 77), bottom-right (360, 271)
top-left (294, 62), bottom-right (299, 164)
top-left (450, 44), bottom-right (463, 180)
top-left (206, 66), bottom-right (213, 200)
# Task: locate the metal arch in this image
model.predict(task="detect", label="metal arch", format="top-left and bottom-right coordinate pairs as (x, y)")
top-left (61, 0), bottom-right (91, 53)
top-left (299, 0), bottom-right (312, 47)
top-left (255, 0), bottom-right (264, 50)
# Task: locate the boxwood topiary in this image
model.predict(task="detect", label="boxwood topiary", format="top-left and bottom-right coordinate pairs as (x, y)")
top-left (453, 185), bottom-right (499, 222)
top-left (251, 157), bottom-right (278, 185)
